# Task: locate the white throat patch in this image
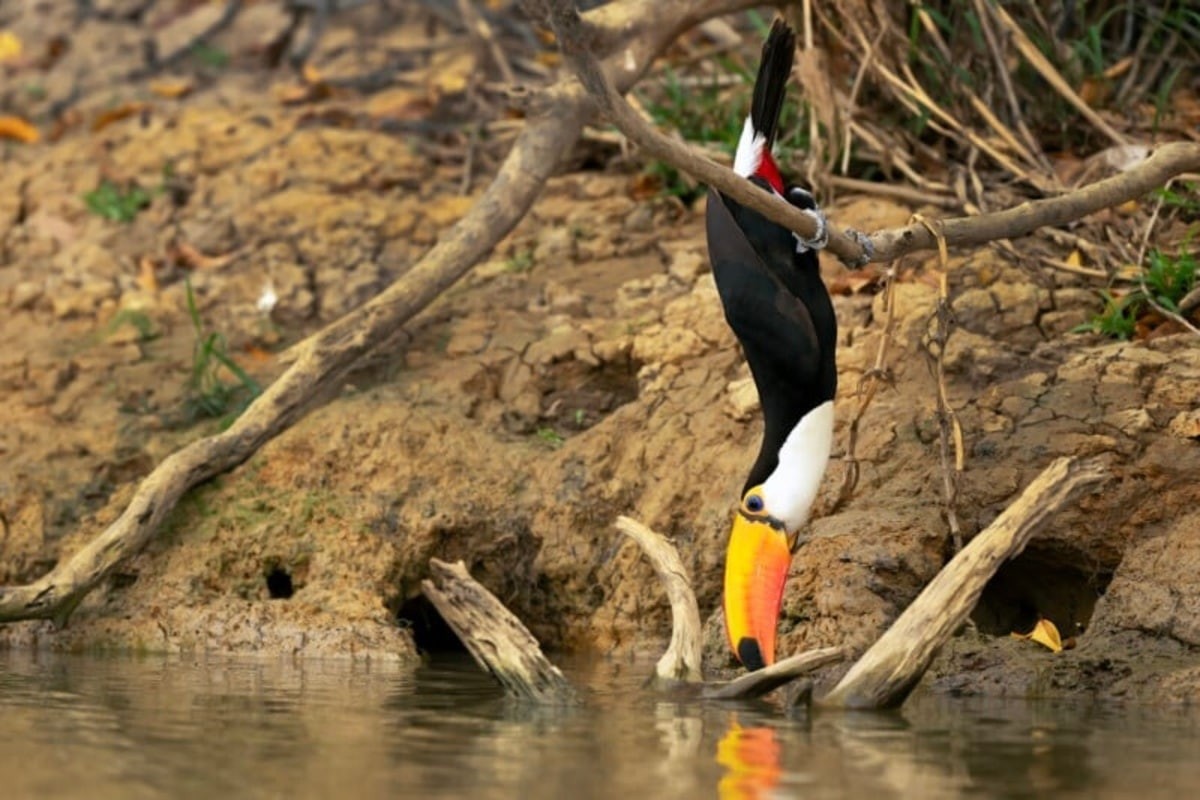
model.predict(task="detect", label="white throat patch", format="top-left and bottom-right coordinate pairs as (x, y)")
top-left (760, 401), bottom-right (834, 531)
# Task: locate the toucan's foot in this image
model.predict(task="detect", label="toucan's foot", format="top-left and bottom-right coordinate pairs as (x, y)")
top-left (793, 207), bottom-right (829, 253)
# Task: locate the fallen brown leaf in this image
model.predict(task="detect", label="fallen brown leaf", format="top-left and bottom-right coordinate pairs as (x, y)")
top-left (91, 102), bottom-right (148, 132)
top-left (171, 242), bottom-right (232, 271)
top-left (242, 345), bottom-right (274, 364)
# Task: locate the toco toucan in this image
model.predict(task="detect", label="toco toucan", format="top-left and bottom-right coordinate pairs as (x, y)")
top-left (706, 20), bottom-right (838, 671)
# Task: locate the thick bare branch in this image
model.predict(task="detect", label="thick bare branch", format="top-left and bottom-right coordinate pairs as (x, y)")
top-left (819, 456), bottom-right (1108, 710)
top-left (541, 1), bottom-right (1200, 267)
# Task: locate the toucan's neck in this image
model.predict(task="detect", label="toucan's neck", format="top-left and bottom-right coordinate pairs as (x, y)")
top-left (755, 400), bottom-right (835, 532)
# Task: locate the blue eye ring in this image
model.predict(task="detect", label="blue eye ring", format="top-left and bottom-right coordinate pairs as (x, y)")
top-left (744, 493), bottom-right (764, 513)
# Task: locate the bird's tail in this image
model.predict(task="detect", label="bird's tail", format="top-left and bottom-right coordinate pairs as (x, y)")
top-left (749, 20), bottom-right (795, 147)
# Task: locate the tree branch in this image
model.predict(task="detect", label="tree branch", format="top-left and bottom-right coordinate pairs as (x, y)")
top-left (540, 0), bottom-right (1200, 267)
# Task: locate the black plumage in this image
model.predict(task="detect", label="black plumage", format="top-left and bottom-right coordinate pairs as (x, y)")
top-left (706, 19), bottom-right (837, 496)
top-left (707, 188), bottom-right (837, 494)
top-left (749, 21), bottom-right (796, 150)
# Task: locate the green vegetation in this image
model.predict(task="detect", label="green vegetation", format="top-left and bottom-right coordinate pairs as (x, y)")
top-left (1078, 247), bottom-right (1198, 339)
top-left (83, 180), bottom-right (151, 223)
top-left (190, 43), bottom-right (230, 68)
top-left (535, 427), bottom-right (565, 448)
top-left (184, 280), bottom-right (262, 423)
top-left (1156, 181), bottom-right (1200, 218)
top-left (505, 249), bottom-right (535, 273)
top-left (899, 1), bottom-right (1199, 149)
top-left (103, 309), bottom-right (159, 343)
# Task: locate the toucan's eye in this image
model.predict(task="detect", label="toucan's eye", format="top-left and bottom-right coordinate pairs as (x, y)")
top-left (743, 493), bottom-right (764, 514)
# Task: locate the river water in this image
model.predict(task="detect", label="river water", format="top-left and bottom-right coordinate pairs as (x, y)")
top-left (1, 650), bottom-right (1196, 799)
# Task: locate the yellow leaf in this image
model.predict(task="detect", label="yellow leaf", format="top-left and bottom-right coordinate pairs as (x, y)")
top-left (149, 79), bottom-right (193, 99)
top-left (1065, 250), bottom-right (1084, 268)
top-left (0, 30), bottom-right (21, 62)
top-left (0, 115), bottom-right (39, 143)
top-left (137, 257), bottom-right (159, 293)
top-left (1011, 618), bottom-right (1063, 653)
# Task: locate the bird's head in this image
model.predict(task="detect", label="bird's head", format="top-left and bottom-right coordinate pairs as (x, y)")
top-left (722, 483), bottom-right (796, 671)
top-left (720, 401), bottom-right (834, 671)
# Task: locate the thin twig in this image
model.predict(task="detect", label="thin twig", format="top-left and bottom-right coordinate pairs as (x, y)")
top-left (827, 175), bottom-right (958, 209)
top-left (915, 216), bottom-right (964, 552)
top-left (702, 647), bottom-right (845, 699)
top-left (457, 0), bottom-right (517, 85)
top-left (829, 263), bottom-right (897, 512)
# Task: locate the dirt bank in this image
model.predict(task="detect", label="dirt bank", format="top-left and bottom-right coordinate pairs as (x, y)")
top-left (1, 1), bottom-right (1198, 701)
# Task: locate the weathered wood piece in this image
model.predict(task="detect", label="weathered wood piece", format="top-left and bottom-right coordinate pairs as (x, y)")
top-left (820, 456), bottom-right (1107, 709)
top-left (702, 647), bottom-right (845, 700)
top-left (615, 516), bottom-right (703, 683)
top-left (422, 558), bottom-right (576, 704)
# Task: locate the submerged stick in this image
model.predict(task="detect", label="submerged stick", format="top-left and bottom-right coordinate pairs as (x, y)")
top-left (615, 516), bottom-right (703, 683)
top-left (820, 456), bottom-right (1107, 710)
top-left (702, 647), bottom-right (845, 700)
top-left (422, 558), bottom-right (576, 704)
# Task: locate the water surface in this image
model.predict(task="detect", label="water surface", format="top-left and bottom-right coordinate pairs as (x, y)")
top-left (1, 650), bottom-right (1196, 799)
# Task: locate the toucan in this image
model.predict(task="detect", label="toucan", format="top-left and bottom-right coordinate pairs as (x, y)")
top-left (706, 20), bottom-right (838, 671)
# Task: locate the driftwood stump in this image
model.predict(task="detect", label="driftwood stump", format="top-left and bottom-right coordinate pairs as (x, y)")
top-left (422, 558), bottom-right (576, 704)
top-left (820, 456), bottom-right (1107, 709)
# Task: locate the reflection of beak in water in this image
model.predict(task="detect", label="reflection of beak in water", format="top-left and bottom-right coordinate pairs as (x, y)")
top-left (716, 720), bottom-right (781, 800)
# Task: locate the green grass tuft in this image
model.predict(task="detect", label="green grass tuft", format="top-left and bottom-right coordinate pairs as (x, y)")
top-left (1077, 247), bottom-right (1197, 339)
top-left (184, 280), bottom-right (262, 424)
top-left (83, 180), bottom-right (151, 223)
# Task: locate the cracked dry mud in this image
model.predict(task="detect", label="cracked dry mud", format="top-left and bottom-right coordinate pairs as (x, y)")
top-left (2, 1), bottom-right (1199, 702)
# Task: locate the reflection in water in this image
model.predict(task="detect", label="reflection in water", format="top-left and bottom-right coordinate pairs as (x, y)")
top-left (716, 719), bottom-right (781, 800)
top-left (0, 651), bottom-right (1198, 799)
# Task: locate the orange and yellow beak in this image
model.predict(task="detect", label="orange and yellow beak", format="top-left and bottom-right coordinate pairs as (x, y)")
top-left (723, 514), bottom-right (792, 670)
